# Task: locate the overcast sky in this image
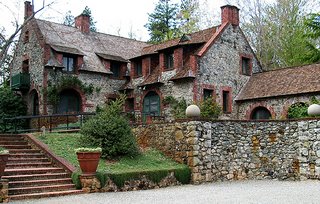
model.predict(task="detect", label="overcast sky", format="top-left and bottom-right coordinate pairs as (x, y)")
top-left (0, 0), bottom-right (230, 41)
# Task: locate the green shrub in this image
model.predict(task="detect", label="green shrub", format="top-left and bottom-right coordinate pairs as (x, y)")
top-left (80, 95), bottom-right (139, 158)
top-left (174, 167), bottom-right (191, 184)
top-left (163, 96), bottom-right (188, 119)
top-left (288, 102), bottom-right (309, 119)
top-left (71, 172), bottom-right (82, 189)
top-left (200, 98), bottom-right (222, 119)
top-left (96, 171), bottom-right (108, 187)
top-left (0, 86), bottom-right (27, 132)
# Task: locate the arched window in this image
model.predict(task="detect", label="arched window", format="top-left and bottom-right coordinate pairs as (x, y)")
top-left (58, 89), bottom-right (81, 113)
top-left (251, 106), bottom-right (271, 120)
top-left (30, 90), bottom-right (39, 115)
top-left (143, 91), bottom-right (160, 117)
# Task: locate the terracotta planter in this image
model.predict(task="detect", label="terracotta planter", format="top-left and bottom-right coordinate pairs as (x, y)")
top-left (76, 152), bottom-right (101, 176)
top-left (0, 154), bottom-right (9, 179)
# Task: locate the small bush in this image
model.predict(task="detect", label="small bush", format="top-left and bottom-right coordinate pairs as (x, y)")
top-left (80, 95), bottom-right (139, 158)
top-left (96, 171), bottom-right (108, 187)
top-left (174, 167), bottom-right (191, 184)
top-left (200, 98), bottom-right (222, 119)
top-left (71, 172), bottom-right (82, 189)
top-left (0, 86), bottom-right (27, 132)
top-left (288, 102), bottom-right (309, 119)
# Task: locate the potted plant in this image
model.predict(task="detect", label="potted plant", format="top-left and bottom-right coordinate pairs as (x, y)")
top-left (0, 147), bottom-right (9, 179)
top-left (75, 147), bottom-right (102, 176)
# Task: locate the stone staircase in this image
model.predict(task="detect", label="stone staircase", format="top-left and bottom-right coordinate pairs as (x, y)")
top-left (0, 134), bottom-right (83, 200)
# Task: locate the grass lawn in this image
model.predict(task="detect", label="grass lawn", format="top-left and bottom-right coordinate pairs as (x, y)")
top-left (35, 132), bottom-right (188, 174)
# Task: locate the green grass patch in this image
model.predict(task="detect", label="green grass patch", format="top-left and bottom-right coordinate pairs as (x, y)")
top-left (35, 132), bottom-right (191, 186)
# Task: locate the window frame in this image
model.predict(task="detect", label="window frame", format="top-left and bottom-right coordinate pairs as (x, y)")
top-left (62, 54), bottom-right (76, 73)
top-left (135, 60), bottom-right (142, 77)
top-left (240, 54), bottom-right (252, 76)
top-left (203, 89), bottom-right (214, 100)
top-left (165, 51), bottom-right (174, 70)
top-left (221, 87), bottom-right (232, 114)
top-left (110, 61), bottom-right (122, 79)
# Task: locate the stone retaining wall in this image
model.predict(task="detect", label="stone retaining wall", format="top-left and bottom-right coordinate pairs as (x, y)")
top-left (133, 119), bottom-right (320, 183)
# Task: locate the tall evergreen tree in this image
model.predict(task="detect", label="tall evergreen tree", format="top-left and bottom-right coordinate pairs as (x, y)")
top-left (304, 13), bottom-right (320, 63)
top-left (145, 0), bottom-right (180, 44)
top-left (81, 6), bottom-right (97, 32)
top-left (178, 0), bottom-right (201, 34)
top-left (63, 10), bottom-right (74, 26)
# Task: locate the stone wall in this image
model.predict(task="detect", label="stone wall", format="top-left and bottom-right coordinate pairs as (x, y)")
top-left (133, 119), bottom-right (320, 183)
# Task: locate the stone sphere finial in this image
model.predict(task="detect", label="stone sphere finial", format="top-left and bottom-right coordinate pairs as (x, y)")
top-left (308, 104), bottom-right (320, 116)
top-left (186, 105), bottom-right (201, 117)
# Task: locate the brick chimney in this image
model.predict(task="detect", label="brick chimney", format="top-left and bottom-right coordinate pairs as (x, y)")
top-left (24, 1), bottom-right (34, 20)
top-left (221, 5), bottom-right (240, 26)
top-left (75, 14), bottom-right (90, 34)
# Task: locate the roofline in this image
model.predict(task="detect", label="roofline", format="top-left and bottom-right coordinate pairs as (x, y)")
top-left (197, 22), bottom-right (229, 57)
top-left (236, 91), bottom-right (320, 102)
top-left (252, 62), bottom-right (320, 75)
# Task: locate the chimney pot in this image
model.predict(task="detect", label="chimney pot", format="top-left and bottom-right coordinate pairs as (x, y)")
top-left (221, 5), bottom-right (240, 26)
top-left (75, 14), bottom-right (90, 34)
top-left (24, 1), bottom-right (34, 20)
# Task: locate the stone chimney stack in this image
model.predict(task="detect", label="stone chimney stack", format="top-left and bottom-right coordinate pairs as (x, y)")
top-left (75, 14), bottom-right (90, 34)
top-left (24, 1), bottom-right (34, 20)
top-left (221, 5), bottom-right (240, 26)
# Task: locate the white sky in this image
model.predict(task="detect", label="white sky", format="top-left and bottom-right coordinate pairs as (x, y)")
top-left (0, 0), bottom-right (229, 41)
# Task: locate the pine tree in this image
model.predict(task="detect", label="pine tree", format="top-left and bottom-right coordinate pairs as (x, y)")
top-left (63, 10), bottom-right (74, 26)
top-left (145, 0), bottom-right (180, 44)
top-left (177, 0), bottom-right (201, 34)
top-left (81, 6), bottom-right (97, 32)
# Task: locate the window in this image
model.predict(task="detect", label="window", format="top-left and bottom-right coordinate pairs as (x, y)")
top-left (165, 52), bottom-right (174, 69)
top-left (63, 55), bottom-right (75, 72)
top-left (135, 60), bottom-right (142, 77)
top-left (58, 90), bottom-right (81, 113)
top-left (24, 31), bottom-right (29, 43)
top-left (203, 89), bottom-right (213, 100)
top-left (222, 90), bottom-right (231, 113)
top-left (126, 98), bottom-right (135, 112)
top-left (22, 59), bottom-right (29, 73)
top-left (241, 57), bottom-right (251, 75)
top-left (251, 107), bottom-right (271, 120)
top-left (111, 61), bottom-right (121, 78)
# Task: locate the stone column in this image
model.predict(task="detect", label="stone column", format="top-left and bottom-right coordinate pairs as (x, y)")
top-left (80, 175), bottom-right (101, 193)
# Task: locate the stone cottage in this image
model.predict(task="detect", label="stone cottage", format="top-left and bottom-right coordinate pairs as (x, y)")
top-left (10, 1), bottom-right (320, 121)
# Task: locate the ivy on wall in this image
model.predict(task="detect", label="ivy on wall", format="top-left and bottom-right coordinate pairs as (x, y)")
top-left (46, 76), bottom-right (94, 107)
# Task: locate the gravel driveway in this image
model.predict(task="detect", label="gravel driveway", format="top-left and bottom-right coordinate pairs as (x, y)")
top-left (11, 180), bottom-right (320, 204)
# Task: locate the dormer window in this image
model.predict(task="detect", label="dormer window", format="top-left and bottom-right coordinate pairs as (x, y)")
top-left (165, 51), bottom-right (174, 70)
top-left (135, 60), bottom-right (142, 77)
top-left (111, 61), bottom-right (121, 78)
top-left (63, 54), bottom-right (75, 73)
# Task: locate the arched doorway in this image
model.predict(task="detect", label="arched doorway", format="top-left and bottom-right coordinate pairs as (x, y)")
top-left (143, 91), bottom-right (160, 117)
top-left (250, 106), bottom-right (271, 120)
top-left (58, 89), bottom-right (81, 113)
top-left (30, 90), bottom-right (39, 115)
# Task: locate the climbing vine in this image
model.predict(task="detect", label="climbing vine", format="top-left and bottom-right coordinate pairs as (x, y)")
top-left (46, 76), bottom-right (94, 107)
top-left (287, 96), bottom-right (320, 119)
top-left (163, 96), bottom-right (188, 119)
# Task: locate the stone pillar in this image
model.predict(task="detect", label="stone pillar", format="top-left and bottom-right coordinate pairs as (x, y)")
top-left (0, 179), bottom-right (9, 203)
top-left (80, 175), bottom-right (101, 193)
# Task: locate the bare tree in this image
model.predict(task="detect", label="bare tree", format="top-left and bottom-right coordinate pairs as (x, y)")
top-left (0, 1), bottom-right (54, 85)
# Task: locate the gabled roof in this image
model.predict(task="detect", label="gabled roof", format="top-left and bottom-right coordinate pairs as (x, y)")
top-left (236, 63), bottom-right (320, 101)
top-left (35, 19), bottom-right (148, 74)
top-left (139, 27), bottom-right (217, 56)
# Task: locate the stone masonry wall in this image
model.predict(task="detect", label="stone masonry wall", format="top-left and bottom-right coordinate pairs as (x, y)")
top-left (133, 119), bottom-right (320, 183)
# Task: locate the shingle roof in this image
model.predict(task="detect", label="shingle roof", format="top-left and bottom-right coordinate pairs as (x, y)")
top-left (35, 19), bottom-right (148, 73)
top-left (140, 27), bottom-right (217, 56)
top-left (236, 63), bottom-right (320, 101)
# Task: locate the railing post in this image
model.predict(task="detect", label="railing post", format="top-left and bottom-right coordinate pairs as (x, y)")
top-left (49, 116), bottom-right (52, 133)
top-left (66, 115), bottom-right (69, 130)
top-left (14, 118), bottom-right (17, 134)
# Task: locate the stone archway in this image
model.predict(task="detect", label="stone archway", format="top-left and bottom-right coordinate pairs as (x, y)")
top-left (250, 106), bottom-right (272, 120)
top-left (58, 89), bottom-right (82, 114)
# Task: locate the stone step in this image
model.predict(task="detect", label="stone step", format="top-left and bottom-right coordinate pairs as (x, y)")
top-left (9, 184), bottom-right (77, 195)
top-left (0, 135), bottom-right (24, 140)
top-left (1, 145), bottom-right (31, 149)
top-left (9, 149), bottom-right (41, 154)
top-left (8, 157), bottom-right (49, 163)
top-left (6, 162), bottom-right (53, 169)
top-left (0, 141), bottom-right (28, 145)
top-left (2, 172), bottom-right (70, 181)
top-left (9, 189), bottom-right (84, 201)
top-left (9, 178), bottom-right (73, 188)
top-left (4, 167), bottom-right (66, 176)
top-left (8, 153), bottom-right (45, 158)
